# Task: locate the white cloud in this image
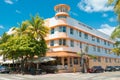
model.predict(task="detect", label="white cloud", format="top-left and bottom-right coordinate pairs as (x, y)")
top-left (7, 27), bottom-right (16, 35)
top-left (16, 10), bottom-right (21, 14)
top-left (102, 13), bottom-right (108, 17)
top-left (4, 0), bottom-right (13, 4)
top-left (97, 24), bottom-right (115, 36)
top-left (0, 25), bottom-right (4, 29)
top-left (109, 17), bottom-right (116, 22)
top-left (77, 0), bottom-right (113, 12)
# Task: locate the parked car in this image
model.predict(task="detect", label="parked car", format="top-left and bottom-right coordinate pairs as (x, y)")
top-left (40, 65), bottom-right (58, 73)
top-left (35, 69), bottom-right (46, 75)
top-left (105, 66), bottom-right (116, 72)
top-left (114, 66), bottom-right (120, 71)
top-left (88, 66), bottom-right (104, 73)
top-left (0, 66), bottom-right (10, 73)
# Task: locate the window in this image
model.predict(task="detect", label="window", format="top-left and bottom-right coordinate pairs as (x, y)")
top-left (64, 58), bottom-right (68, 65)
top-left (62, 7), bottom-right (68, 12)
top-left (93, 46), bottom-right (96, 51)
top-left (51, 28), bottom-right (54, 34)
top-left (59, 27), bottom-right (62, 32)
top-left (92, 36), bottom-right (95, 41)
top-left (105, 49), bottom-right (107, 53)
top-left (74, 57), bottom-right (78, 64)
top-left (104, 40), bottom-right (106, 45)
top-left (58, 15), bottom-right (67, 18)
top-left (63, 39), bottom-right (66, 45)
top-left (84, 33), bottom-right (88, 39)
top-left (70, 28), bottom-right (74, 34)
top-left (59, 26), bottom-right (66, 32)
top-left (80, 42), bottom-right (82, 48)
top-left (70, 40), bottom-right (74, 47)
top-left (97, 38), bottom-right (100, 43)
top-left (50, 40), bottom-right (54, 46)
top-left (105, 58), bottom-right (108, 63)
top-left (97, 47), bottom-right (100, 52)
top-left (98, 57), bottom-right (101, 62)
top-left (63, 27), bottom-right (66, 32)
top-left (79, 32), bottom-right (81, 37)
top-left (59, 39), bottom-right (62, 45)
top-left (59, 39), bottom-right (66, 45)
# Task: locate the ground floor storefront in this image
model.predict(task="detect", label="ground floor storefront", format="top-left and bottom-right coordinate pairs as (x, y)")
top-left (1, 51), bottom-right (120, 73)
top-left (46, 51), bottom-right (120, 73)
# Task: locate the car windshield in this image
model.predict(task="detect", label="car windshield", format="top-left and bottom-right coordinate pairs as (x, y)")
top-left (0, 66), bottom-right (4, 69)
top-left (115, 66), bottom-right (119, 67)
top-left (0, 66), bottom-right (8, 69)
top-left (107, 66), bottom-right (112, 68)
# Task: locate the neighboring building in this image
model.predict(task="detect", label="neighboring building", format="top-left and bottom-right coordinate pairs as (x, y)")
top-left (44, 4), bottom-right (120, 72)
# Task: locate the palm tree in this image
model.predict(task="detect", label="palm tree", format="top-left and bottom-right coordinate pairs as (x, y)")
top-left (12, 21), bottom-right (28, 36)
top-left (109, 0), bottom-right (120, 56)
top-left (111, 41), bottom-right (120, 56)
top-left (9, 21), bottom-right (29, 73)
top-left (113, 0), bottom-right (120, 23)
top-left (79, 45), bottom-right (97, 73)
top-left (0, 32), bottom-right (11, 44)
top-left (0, 32), bottom-right (11, 56)
top-left (111, 25), bottom-right (120, 39)
top-left (80, 45), bottom-right (89, 73)
top-left (26, 14), bottom-right (49, 40)
top-left (108, 0), bottom-right (120, 23)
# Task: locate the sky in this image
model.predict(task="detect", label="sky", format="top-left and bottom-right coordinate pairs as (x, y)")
top-left (0, 0), bottom-right (118, 36)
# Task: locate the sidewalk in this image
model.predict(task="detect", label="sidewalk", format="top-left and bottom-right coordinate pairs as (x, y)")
top-left (10, 72), bottom-right (120, 80)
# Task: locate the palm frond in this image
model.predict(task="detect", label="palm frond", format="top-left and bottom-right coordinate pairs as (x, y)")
top-left (111, 25), bottom-right (120, 39)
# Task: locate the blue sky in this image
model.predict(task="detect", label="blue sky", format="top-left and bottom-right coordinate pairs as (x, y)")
top-left (0, 0), bottom-right (118, 36)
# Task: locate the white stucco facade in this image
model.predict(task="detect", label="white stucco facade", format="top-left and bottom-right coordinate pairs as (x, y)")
top-left (44, 4), bottom-right (120, 72)
top-left (45, 16), bottom-right (119, 58)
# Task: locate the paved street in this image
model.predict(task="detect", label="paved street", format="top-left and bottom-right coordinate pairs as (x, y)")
top-left (0, 72), bottom-right (120, 80)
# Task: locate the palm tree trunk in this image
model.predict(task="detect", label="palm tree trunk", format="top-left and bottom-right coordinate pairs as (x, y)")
top-left (21, 56), bottom-right (24, 75)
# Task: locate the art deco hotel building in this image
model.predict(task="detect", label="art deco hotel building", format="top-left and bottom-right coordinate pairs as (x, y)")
top-left (44, 4), bottom-right (120, 72)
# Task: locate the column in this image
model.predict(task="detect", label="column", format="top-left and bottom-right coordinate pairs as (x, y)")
top-left (71, 57), bottom-right (74, 67)
top-left (67, 57), bottom-right (70, 69)
top-left (78, 57), bottom-right (80, 66)
top-left (61, 57), bottom-right (64, 68)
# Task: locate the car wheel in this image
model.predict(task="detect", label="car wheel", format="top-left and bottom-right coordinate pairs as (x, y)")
top-left (95, 70), bottom-right (98, 73)
top-left (54, 70), bottom-right (57, 74)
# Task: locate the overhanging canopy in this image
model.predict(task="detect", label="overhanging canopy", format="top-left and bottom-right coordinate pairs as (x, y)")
top-left (28, 57), bottom-right (56, 63)
top-left (46, 52), bottom-right (80, 57)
